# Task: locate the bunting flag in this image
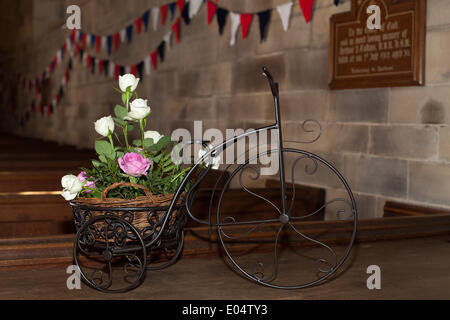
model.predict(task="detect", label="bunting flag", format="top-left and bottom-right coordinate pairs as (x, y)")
top-left (334, 0), bottom-right (340, 5)
top-left (217, 8), bottom-right (228, 35)
top-left (176, 0), bottom-right (185, 13)
top-left (189, 0), bottom-right (203, 19)
top-left (240, 13), bottom-right (253, 39)
top-left (230, 12), bottom-right (240, 46)
top-left (172, 18), bottom-right (180, 42)
top-left (142, 10), bottom-right (150, 31)
top-left (163, 31), bottom-right (173, 49)
top-left (90, 34), bottom-right (96, 48)
top-left (131, 64), bottom-right (137, 76)
top-left (299, 0), bottom-right (314, 23)
top-left (257, 10), bottom-right (271, 42)
top-left (144, 56), bottom-right (151, 75)
top-left (101, 36), bottom-right (107, 50)
top-left (169, 2), bottom-right (177, 20)
top-left (95, 35), bottom-right (101, 52)
top-left (120, 29), bottom-right (126, 43)
top-left (181, 2), bottom-right (191, 25)
top-left (126, 25), bottom-right (133, 43)
top-left (107, 35), bottom-right (113, 55)
top-left (152, 7), bottom-right (160, 31)
top-left (135, 16), bottom-right (143, 34)
top-left (113, 32), bottom-right (120, 51)
top-left (161, 4), bottom-right (168, 25)
top-left (277, 2), bottom-right (293, 31)
top-left (207, 0), bottom-right (217, 25)
top-left (151, 50), bottom-right (158, 70)
top-left (158, 41), bottom-right (166, 62)
top-left (137, 61), bottom-right (144, 79)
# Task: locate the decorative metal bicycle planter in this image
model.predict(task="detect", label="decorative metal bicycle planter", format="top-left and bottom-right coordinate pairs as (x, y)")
top-left (71, 67), bottom-right (358, 293)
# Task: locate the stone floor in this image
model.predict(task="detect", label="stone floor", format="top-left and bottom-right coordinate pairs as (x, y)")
top-left (0, 236), bottom-right (449, 300)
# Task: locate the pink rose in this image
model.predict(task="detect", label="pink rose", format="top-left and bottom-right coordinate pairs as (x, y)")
top-left (118, 152), bottom-right (151, 177)
top-left (77, 171), bottom-right (96, 193)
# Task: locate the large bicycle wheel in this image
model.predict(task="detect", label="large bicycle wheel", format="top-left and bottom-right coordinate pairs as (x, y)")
top-left (216, 148), bottom-right (357, 289)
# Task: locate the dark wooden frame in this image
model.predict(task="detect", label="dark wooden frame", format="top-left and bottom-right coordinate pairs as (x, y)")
top-left (328, 0), bottom-right (426, 89)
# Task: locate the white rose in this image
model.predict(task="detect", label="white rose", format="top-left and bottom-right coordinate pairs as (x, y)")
top-left (61, 175), bottom-right (82, 201)
top-left (94, 116), bottom-right (115, 137)
top-left (119, 73), bottom-right (140, 92)
top-left (198, 144), bottom-right (221, 170)
top-left (125, 99), bottom-right (151, 120)
top-left (144, 130), bottom-right (163, 144)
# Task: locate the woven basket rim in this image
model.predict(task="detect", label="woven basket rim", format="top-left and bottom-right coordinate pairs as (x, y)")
top-left (72, 192), bottom-right (186, 208)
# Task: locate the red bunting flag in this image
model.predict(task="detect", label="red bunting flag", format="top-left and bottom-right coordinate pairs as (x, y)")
top-left (299, 0), bottom-right (314, 23)
top-left (114, 65), bottom-right (120, 80)
top-left (207, 1), bottom-right (217, 25)
top-left (75, 43), bottom-right (80, 56)
top-left (99, 60), bottom-right (104, 74)
top-left (46, 105), bottom-right (52, 117)
top-left (81, 33), bottom-right (87, 49)
top-left (177, 0), bottom-right (185, 13)
top-left (65, 68), bottom-right (70, 83)
top-left (95, 36), bottom-right (101, 52)
top-left (136, 17), bottom-right (143, 33)
top-left (87, 55), bottom-right (92, 69)
top-left (172, 18), bottom-right (180, 43)
top-left (71, 29), bottom-right (76, 43)
top-left (131, 64), bottom-right (137, 76)
top-left (151, 51), bottom-right (158, 70)
top-left (161, 4), bottom-right (168, 25)
top-left (53, 56), bottom-right (58, 69)
top-left (38, 104), bottom-right (43, 114)
top-left (240, 14), bottom-right (253, 39)
top-left (113, 32), bottom-right (120, 51)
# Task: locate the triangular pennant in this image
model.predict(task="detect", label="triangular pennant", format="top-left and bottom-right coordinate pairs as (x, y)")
top-left (101, 36), bottom-right (107, 50)
top-left (181, 2), bottom-right (191, 25)
top-left (176, 0), bottom-right (185, 13)
top-left (136, 16), bottom-right (143, 34)
top-left (119, 66), bottom-right (125, 76)
top-left (161, 4), bottom-right (168, 24)
top-left (152, 7), bottom-right (160, 31)
top-left (144, 56), bottom-right (151, 75)
top-left (103, 60), bottom-right (110, 77)
top-left (240, 13), bottom-right (253, 39)
top-left (217, 8), bottom-right (228, 35)
top-left (131, 64), bottom-right (137, 77)
top-left (169, 2), bottom-right (177, 20)
top-left (157, 41), bottom-right (166, 62)
top-left (99, 59), bottom-right (104, 74)
top-left (114, 64), bottom-right (120, 80)
top-left (107, 35), bottom-right (113, 55)
top-left (207, 0), bottom-right (217, 25)
top-left (257, 10), bottom-right (271, 42)
top-left (189, 0), bottom-right (203, 19)
top-left (151, 51), bottom-right (158, 70)
top-left (230, 12), bottom-right (240, 46)
top-left (163, 31), bottom-right (172, 48)
top-left (91, 58), bottom-right (96, 74)
top-left (90, 34), bottom-right (96, 48)
top-left (113, 32), bottom-right (120, 51)
top-left (276, 2), bottom-right (293, 31)
top-left (95, 35), bottom-right (101, 52)
top-left (71, 29), bottom-right (76, 43)
top-left (87, 55), bottom-right (92, 69)
top-left (172, 18), bottom-right (180, 42)
top-left (142, 10), bottom-right (150, 31)
top-left (137, 61), bottom-right (144, 80)
top-left (334, 0), bottom-right (340, 5)
top-left (120, 29), bottom-right (126, 43)
top-left (299, 0), bottom-right (314, 23)
top-left (81, 33), bottom-right (87, 49)
top-left (109, 62), bottom-right (115, 78)
top-left (126, 25), bottom-right (133, 43)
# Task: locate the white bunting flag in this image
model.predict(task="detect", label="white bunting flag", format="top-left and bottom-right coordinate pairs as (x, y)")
top-left (189, 0), bottom-right (203, 18)
top-left (230, 12), bottom-right (241, 46)
top-left (101, 36), bottom-right (107, 49)
top-left (56, 50), bottom-right (62, 64)
top-left (144, 56), bottom-right (151, 75)
top-left (163, 31), bottom-right (173, 49)
top-left (61, 76), bottom-right (66, 86)
top-left (276, 2), bottom-right (293, 32)
top-left (66, 38), bottom-right (72, 52)
top-left (152, 7), bottom-right (160, 31)
top-left (109, 61), bottom-right (115, 78)
top-left (120, 29), bottom-right (127, 43)
top-left (125, 66), bottom-right (131, 74)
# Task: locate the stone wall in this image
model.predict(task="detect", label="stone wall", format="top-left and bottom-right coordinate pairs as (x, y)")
top-left (3, 0), bottom-right (450, 219)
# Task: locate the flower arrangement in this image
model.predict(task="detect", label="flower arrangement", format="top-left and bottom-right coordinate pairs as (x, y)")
top-left (61, 74), bottom-right (192, 201)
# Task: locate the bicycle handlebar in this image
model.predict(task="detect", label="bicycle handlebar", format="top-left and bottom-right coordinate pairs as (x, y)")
top-left (262, 66), bottom-right (279, 98)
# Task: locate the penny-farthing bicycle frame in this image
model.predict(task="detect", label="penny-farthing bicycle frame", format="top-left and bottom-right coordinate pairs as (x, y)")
top-left (72, 67), bottom-right (358, 292)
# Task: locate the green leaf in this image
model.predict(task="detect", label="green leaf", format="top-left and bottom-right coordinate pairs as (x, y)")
top-left (114, 105), bottom-right (128, 120)
top-left (99, 155), bottom-right (107, 163)
top-left (113, 117), bottom-right (126, 126)
top-left (95, 140), bottom-right (113, 157)
top-left (92, 160), bottom-right (103, 168)
top-left (133, 139), bottom-right (142, 147)
top-left (148, 136), bottom-right (171, 152)
top-left (143, 138), bottom-right (154, 148)
top-left (121, 93), bottom-right (127, 105)
top-left (127, 124), bottom-right (134, 132)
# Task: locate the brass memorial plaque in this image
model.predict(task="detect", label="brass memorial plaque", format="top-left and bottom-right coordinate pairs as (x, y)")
top-left (328, 0), bottom-right (426, 89)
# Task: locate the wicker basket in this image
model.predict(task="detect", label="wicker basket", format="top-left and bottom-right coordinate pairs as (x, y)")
top-left (73, 182), bottom-right (185, 230)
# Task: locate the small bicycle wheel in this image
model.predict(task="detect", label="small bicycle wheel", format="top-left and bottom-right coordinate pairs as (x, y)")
top-left (216, 148), bottom-right (357, 289)
top-left (146, 230), bottom-right (185, 271)
top-left (73, 215), bottom-right (147, 293)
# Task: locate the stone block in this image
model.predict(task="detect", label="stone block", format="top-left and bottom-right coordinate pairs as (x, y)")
top-left (343, 155), bottom-right (408, 197)
top-left (231, 54), bottom-right (286, 93)
top-left (286, 48), bottom-right (328, 90)
top-left (370, 125), bottom-right (439, 160)
top-left (279, 90), bottom-right (327, 122)
top-left (439, 126), bottom-right (450, 162)
top-left (409, 161), bottom-right (450, 206)
top-left (329, 89), bottom-right (389, 123)
top-left (426, 29), bottom-right (450, 84)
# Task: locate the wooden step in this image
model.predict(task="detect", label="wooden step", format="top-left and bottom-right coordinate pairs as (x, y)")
top-left (0, 171), bottom-right (72, 192)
